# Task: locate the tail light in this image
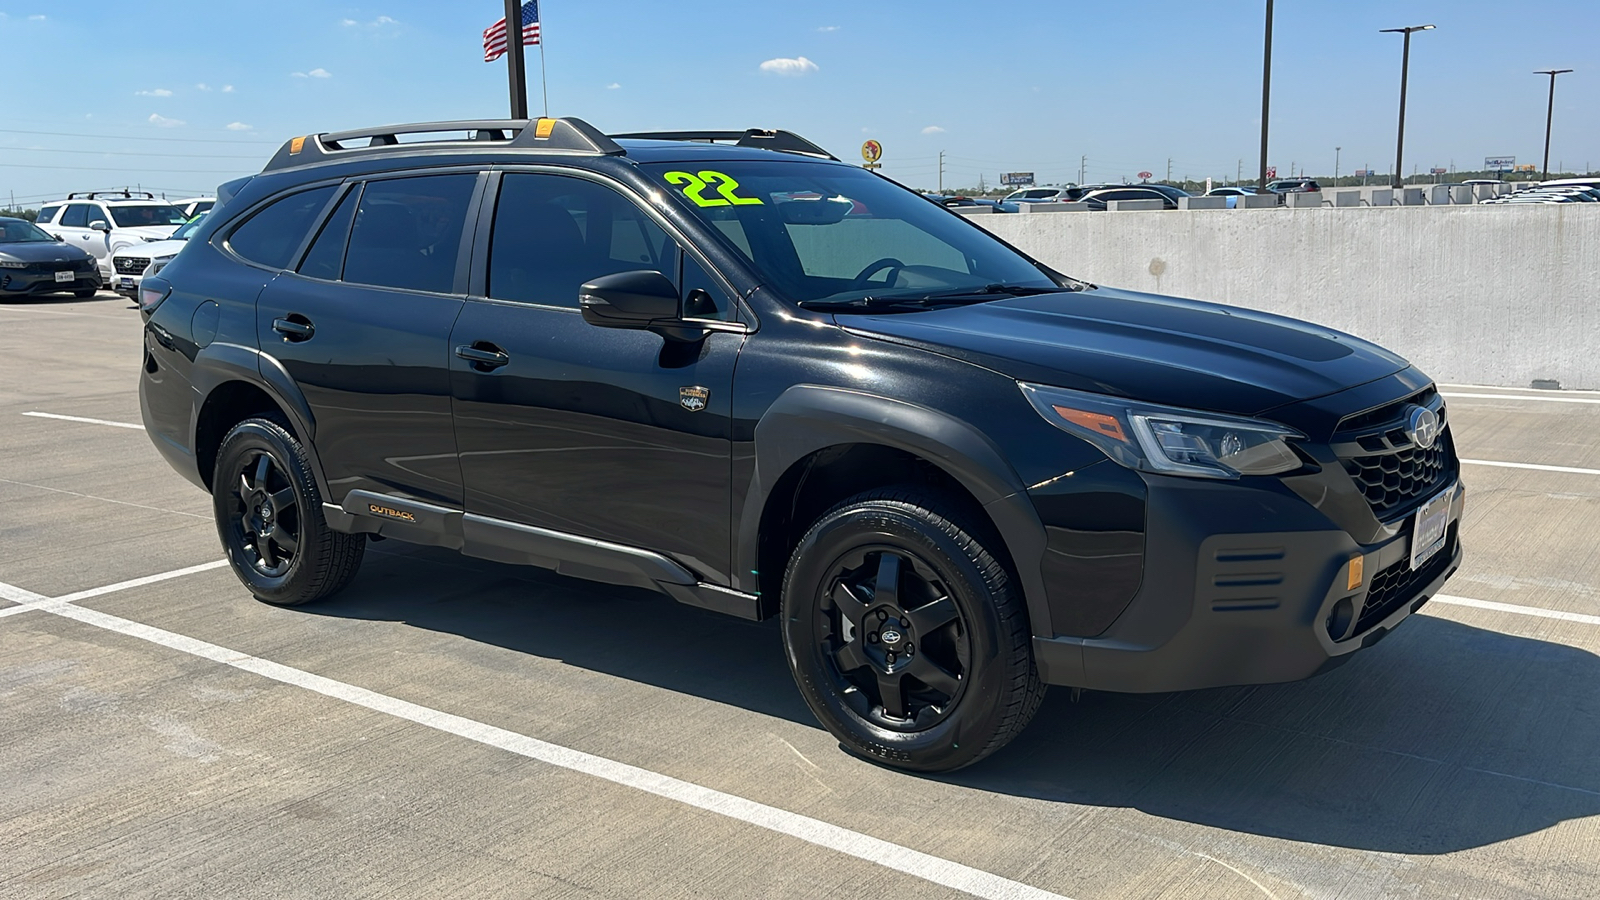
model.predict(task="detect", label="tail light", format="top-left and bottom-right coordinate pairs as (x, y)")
top-left (139, 277), bottom-right (172, 314)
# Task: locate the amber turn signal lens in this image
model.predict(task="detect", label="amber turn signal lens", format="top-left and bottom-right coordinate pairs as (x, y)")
top-left (1051, 406), bottom-right (1128, 443)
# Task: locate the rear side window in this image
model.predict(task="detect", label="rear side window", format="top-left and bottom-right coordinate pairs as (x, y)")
top-left (297, 187), bottom-right (360, 281)
top-left (36, 206), bottom-right (60, 225)
top-left (60, 204), bottom-right (93, 228)
top-left (227, 186), bottom-right (336, 269)
top-left (342, 174), bottom-right (476, 294)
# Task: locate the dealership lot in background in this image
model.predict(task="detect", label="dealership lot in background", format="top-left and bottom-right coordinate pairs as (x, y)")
top-left (3, 293), bottom-right (1599, 899)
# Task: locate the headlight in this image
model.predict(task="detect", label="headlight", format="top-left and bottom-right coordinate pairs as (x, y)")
top-left (1020, 382), bottom-right (1305, 479)
top-left (0, 260), bottom-right (27, 269)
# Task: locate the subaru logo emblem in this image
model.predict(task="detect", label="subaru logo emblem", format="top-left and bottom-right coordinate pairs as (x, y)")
top-left (1405, 405), bottom-right (1441, 450)
top-left (881, 629), bottom-right (902, 645)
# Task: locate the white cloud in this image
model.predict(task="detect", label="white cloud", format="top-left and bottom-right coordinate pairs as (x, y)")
top-left (344, 15), bottom-right (397, 27)
top-left (136, 88), bottom-right (173, 97)
top-left (759, 56), bottom-right (818, 76)
top-left (292, 68), bottom-right (332, 79)
top-left (148, 114), bottom-right (185, 128)
top-left (375, 15), bottom-right (397, 25)
top-left (222, 85), bottom-right (235, 93)
top-left (196, 83), bottom-right (211, 91)
top-left (921, 125), bottom-right (946, 135)
top-left (817, 25), bottom-right (840, 32)
top-left (340, 18), bottom-right (358, 26)
top-left (29, 14), bottom-right (46, 21)
top-left (226, 122), bottom-right (253, 131)
top-left (606, 82), bottom-right (621, 90)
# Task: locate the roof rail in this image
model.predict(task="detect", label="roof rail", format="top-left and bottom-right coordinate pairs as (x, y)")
top-left (261, 117), bottom-right (625, 172)
top-left (609, 129), bottom-right (837, 160)
top-left (66, 190), bottom-right (157, 200)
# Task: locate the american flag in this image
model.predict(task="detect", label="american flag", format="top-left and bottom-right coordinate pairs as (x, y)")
top-left (483, 1), bottom-right (540, 62)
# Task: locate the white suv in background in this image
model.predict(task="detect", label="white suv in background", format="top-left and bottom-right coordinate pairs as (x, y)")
top-left (109, 212), bottom-right (208, 298)
top-left (34, 191), bottom-right (189, 280)
top-left (173, 197), bottom-right (216, 218)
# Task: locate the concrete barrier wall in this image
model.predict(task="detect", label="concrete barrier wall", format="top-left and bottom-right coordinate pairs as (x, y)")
top-left (974, 204), bottom-right (1600, 389)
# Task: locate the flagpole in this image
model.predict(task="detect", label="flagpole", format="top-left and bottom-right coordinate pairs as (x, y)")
top-left (537, 14), bottom-right (549, 117)
top-left (503, 0), bottom-right (529, 119)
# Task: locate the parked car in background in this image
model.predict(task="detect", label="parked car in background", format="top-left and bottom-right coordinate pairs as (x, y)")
top-left (34, 191), bottom-right (189, 280)
top-left (174, 197), bottom-right (216, 218)
top-left (1206, 185), bottom-right (1260, 209)
top-left (0, 217), bottom-right (102, 299)
top-left (1079, 186), bottom-right (1185, 211)
top-left (110, 212), bottom-right (208, 298)
top-left (922, 194), bottom-right (1018, 214)
top-left (1266, 179), bottom-right (1321, 195)
top-left (1003, 186), bottom-right (1080, 204)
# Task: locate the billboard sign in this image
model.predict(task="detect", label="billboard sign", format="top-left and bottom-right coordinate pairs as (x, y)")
top-left (1430, 168), bottom-right (1448, 175)
top-left (1485, 156), bottom-right (1516, 172)
top-left (1000, 172), bottom-right (1035, 186)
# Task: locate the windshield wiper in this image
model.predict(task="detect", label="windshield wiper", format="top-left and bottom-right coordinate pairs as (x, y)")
top-left (796, 295), bottom-right (934, 312)
top-left (920, 283), bottom-right (1075, 300)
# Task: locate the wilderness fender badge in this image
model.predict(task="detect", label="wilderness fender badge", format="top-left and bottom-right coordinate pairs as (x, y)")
top-left (680, 386), bottom-right (710, 412)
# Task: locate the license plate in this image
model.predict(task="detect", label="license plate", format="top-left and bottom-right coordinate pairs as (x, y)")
top-left (120, 277), bottom-right (136, 287)
top-left (55, 271), bottom-right (75, 283)
top-left (1410, 484), bottom-right (1455, 570)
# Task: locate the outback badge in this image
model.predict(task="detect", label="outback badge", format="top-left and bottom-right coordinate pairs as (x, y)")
top-left (679, 386), bottom-right (710, 412)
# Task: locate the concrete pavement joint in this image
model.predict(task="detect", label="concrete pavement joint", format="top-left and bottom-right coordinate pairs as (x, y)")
top-left (0, 476), bottom-right (212, 519)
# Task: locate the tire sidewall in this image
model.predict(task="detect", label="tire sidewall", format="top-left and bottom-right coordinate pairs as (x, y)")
top-left (782, 500), bottom-right (1017, 772)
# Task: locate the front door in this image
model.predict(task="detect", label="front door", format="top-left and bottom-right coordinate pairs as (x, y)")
top-left (449, 171), bottom-right (744, 583)
top-left (255, 173), bottom-right (481, 507)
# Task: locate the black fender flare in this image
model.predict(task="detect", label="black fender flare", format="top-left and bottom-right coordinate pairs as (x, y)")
top-left (188, 342), bottom-right (333, 501)
top-left (738, 384), bottom-right (1053, 638)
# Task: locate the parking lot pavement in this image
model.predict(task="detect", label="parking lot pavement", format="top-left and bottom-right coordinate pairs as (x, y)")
top-left (3, 297), bottom-right (1599, 899)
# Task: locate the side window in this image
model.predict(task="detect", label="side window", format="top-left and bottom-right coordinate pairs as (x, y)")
top-left (227, 186), bottom-right (337, 269)
top-left (343, 174), bottom-right (477, 294)
top-left (297, 186), bottom-right (360, 281)
top-left (36, 206), bottom-right (60, 225)
top-left (488, 173), bottom-right (672, 308)
top-left (680, 252), bottom-right (738, 322)
top-left (60, 204), bottom-right (92, 228)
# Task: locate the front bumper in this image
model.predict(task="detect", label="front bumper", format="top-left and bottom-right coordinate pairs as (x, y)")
top-left (0, 269), bottom-right (102, 296)
top-left (1033, 472), bottom-right (1464, 692)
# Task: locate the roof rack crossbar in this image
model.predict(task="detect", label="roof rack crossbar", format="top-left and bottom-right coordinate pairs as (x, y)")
top-left (263, 117), bottom-right (624, 172)
top-left (66, 190), bottom-right (157, 200)
top-left (610, 129), bottom-right (837, 161)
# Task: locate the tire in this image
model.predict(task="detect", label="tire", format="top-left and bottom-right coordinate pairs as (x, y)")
top-left (73, 289), bottom-right (97, 299)
top-left (781, 488), bottom-right (1044, 772)
top-left (212, 415), bottom-right (365, 606)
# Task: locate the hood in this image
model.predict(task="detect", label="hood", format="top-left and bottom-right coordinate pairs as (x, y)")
top-left (841, 286), bottom-right (1410, 416)
top-left (118, 225), bottom-right (180, 242)
top-left (0, 241), bottom-right (94, 264)
top-left (118, 238), bottom-right (186, 261)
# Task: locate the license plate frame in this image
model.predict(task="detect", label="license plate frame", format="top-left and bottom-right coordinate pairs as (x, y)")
top-left (55, 270), bottom-right (75, 283)
top-left (119, 277), bottom-right (136, 287)
top-left (1410, 483), bottom-right (1455, 571)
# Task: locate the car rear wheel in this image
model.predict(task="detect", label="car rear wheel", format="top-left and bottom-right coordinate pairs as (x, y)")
top-left (212, 415), bottom-right (364, 606)
top-left (781, 488), bottom-right (1043, 772)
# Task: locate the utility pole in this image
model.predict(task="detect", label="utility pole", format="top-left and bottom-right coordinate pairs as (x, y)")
top-left (503, 0), bottom-right (530, 119)
top-left (1166, 158), bottom-right (1172, 182)
top-left (1258, 0), bottom-right (1274, 190)
top-left (937, 151), bottom-right (945, 193)
top-left (1335, 147), bottom-right (1341, 183)
top-left (1079, 155), bottom-right (1086, 186)
top-left (1381, 24), bottom-right (1435, 189)
top-left (1535, 69), bottom-right (1573, 181)
top-left (1237, 159), bottom-right (1243, 185)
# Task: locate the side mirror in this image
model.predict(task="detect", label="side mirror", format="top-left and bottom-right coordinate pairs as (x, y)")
top-left (89, 220), bottom-right (111, 233)
top-left (579, 270), bottom-right (679, 331)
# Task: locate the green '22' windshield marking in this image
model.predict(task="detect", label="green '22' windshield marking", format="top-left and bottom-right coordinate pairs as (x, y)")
top-left (663, 171), bottom-right (765, 208)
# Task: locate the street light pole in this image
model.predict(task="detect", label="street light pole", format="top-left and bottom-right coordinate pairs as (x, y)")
top-left (1258, 0), bottom-right (1274, 191)
top-left (1536, 69), bottom-right (1573, 181)
top-left (1335, 147), bottom-right (1341, 184)
top-left (1381, 24), bottom-right (1434, 190)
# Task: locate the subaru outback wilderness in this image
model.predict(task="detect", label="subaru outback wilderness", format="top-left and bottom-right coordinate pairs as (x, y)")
top-left (139, 118), bottom-right (1463, 772)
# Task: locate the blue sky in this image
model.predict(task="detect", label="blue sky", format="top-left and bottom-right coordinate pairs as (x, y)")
top-left (3, 0), bottom-right (1595, 202)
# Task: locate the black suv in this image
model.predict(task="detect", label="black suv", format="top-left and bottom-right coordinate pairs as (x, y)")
top-left (139, 118), bottom-right (1463, 772)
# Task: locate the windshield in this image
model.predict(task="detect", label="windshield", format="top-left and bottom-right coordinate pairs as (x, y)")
top-left (643, 161), bottom-right (1057, 305)
top-left (170, 212), bottom-right (208, 241)
top-left (108, 204), bottom-right (189, 228)
top-left (0, 220), bottom-right (57, 243)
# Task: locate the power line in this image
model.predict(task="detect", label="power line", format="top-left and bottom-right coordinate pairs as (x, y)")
top-left (0, 127), bottom-right (278, 145)
top-left (0, 162), bottom-right (254, 174)
top-left (0, 146), bottom-right (267, 160)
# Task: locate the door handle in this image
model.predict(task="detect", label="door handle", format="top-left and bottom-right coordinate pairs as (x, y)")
top-left (272, 315), bottom-right (315, 342)
top-left (455, 342), bottom-right (509, 371)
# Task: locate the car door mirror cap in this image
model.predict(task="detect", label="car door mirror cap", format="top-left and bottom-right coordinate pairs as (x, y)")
top-left (580, 269), bottom-right (680, 328)
top-left (89, 220), bottom-right (111, 232)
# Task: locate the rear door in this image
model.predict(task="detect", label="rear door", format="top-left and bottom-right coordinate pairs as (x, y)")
top-left (448, 169), bottom-right (745, 583)
top-left (52, 202), bottom-right (96, 247)
top-left (255, 172), bottom-right (482, 508)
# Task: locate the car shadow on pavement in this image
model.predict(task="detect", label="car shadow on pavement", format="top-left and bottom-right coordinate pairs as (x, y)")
top-left (309, 545), bottom-right (1600, 855)
top-left (0, 292), bottom-right (125, 306)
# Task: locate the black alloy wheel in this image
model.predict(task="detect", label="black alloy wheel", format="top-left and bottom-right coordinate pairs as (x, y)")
top-left (782, 488), bottom-right (1043, 772)
top-left (212, 415), bottom-right (365, 606)
top-left (819, 547), bottom-right (971, 730)
top-left (228, 451), bottom-right (301, 578)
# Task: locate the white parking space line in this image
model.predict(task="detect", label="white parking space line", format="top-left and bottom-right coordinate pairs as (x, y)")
top-left (0, 564), bottom-right (1074, 900)
top-left (1441, 392), bottom-right (1600, 405)
top-left (1439, 382), bottom-right (1600, 397)
top-left (22, 411), bottom-right (145, 430)
top-left (1460, 459), bottom-right (1600, 476)
top-left (1431, 595), bottom-right (1600, 628)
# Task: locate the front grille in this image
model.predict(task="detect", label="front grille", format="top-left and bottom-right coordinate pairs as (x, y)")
top-left (1332, 389), bottom-right (1458, 521)
top-left (1354, 523), bottom-right (1457, 633)
top-left (113, 256), bottom-right (147, 276)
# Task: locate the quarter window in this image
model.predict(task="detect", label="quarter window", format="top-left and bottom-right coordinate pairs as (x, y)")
top-left (36, 206), bottom-right (60, 225)
top-left (488, 173), bottom-right (674, 308)
top-left (227, 186), bottom-right (337, 270)
top-left (342, 174), bottom-right (477, 294)
top-left (60, 204), bottom-right (93, 228)
top-left (297, 186), bottom-right (360, 281)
